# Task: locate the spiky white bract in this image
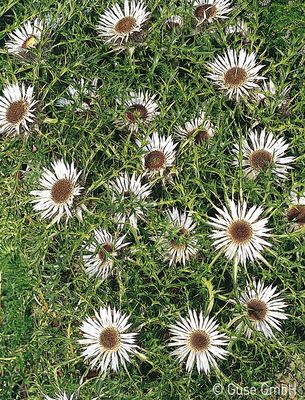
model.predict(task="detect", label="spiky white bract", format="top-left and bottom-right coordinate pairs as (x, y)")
top-left (0, 83), bottom-right (37, 136)
top-left (192, 0), bottom-right (233, 25)
top-left (233, 128), bottom-right (294, 181)
top-left (83, 228), bottom-right (130, 280)
top-left (109, 172), bottom-right (151, 229)
top-left (157, 208), bottom-right (198, 266)
top-left (174, 111), bottom-right (215, 144)
top-left (5, 18), bottom-right (44, 57)
top-left (137, 132), bottom-right (177, 178)
top-left (44, 392), bottom-right (75, 400)
top-left (79, 306), bottom-right (138, 373)
top-left (117, 90), bottom-right (159, 132)
top-left (168, 309), bottom-right (229, 374)
top-left (208, 200), bottom-right (272, 266)
top-left (206, 49), bottom-right (265, 100)
top-left (237, 280), bottom-right (288, 338)
top-left (56, 78), bottom-right (98, 112)
top-left (30, 159), bottom-right (83, 224)
top-left (253, 78), bottom-right (291, 105)
top-left (225, 19), bottom-right (249, 35)
top-left (97, 0), bottom-right (150, 46)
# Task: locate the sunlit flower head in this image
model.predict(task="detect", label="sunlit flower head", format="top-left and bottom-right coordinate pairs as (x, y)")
top-left (168, 309), bottom-right (229, 374)
top-left (174, 111), bottom-right (215, 144)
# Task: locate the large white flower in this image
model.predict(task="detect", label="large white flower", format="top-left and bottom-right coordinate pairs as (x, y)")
top-left (191, 0), bottom-right (233, 25)
top-left (206, 49), bottom-right (265, 100)
top-left (5, 18), bottom-right (44, 57)
top-left (79, 306), bottom-right (138, 373)
top-left (117, 90), bottom-right (159, 132)
top-left (83, 229), bottom-right (130, 280)
top-left (97, 0), bottom-right (150, 46)
top-left (174, 111), bottom-right (215, 144)
top-left (208, 200), bottom-right (272, 265)
top-left (109, 172), bottom-right (151, 228)
top-left (30, 159), bottom-right (84, 224)
top-left (233, 128), bottom-right (294, 180)
top-left (168, 309), bottom-right (229, 374)
top-left (155, 208), bottom-right (198, 266)
top-left (137, 132), bottom-right (177, 178)
top-left (0, 83), bottom-right (37, 136)
top-left (237, 280), bottom-right (288, 338)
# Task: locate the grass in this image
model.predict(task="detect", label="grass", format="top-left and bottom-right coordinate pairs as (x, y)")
top-left (0, 0), bottom-right (305, 399)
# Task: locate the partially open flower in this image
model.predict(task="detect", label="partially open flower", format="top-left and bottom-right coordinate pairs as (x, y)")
top-left (191, 0), bottom-right (233, 26)
top-left (174, 111), bottom-right (215, 144)
top-left (56, 78), bottom-right (98, 113)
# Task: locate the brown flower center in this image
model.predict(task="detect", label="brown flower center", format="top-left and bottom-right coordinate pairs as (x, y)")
top-left (99, 327), bottom-right (120, 350)
top-left (115, 16), bottom-right (137, 34)
top-left (224, 67), bottom-right (248, 87)
top-left (228, 220), bottom-right (253, 244)
top-left (144, 150), bottom-right (166, 170)
top-left (21, 36), bottom-right (36, 49)
top-left (249, 149), bottom-right (273, 171)
top-left (189, 330), bottom-right (210, 351)
top-left (125, 104), bottom-right (148, 123)
top-left (191, 129), bottom-right (209, 144)
top-left (287, 205), bottom-right (305, 224)
top-left (51, 179), bottom-right (73, 204)
top-left (98, 243), bottom-right (113, 261)
top-left (6, 100), bottom-right (28, 124)
top-left (247, 299), bottom-right (268, 321)
top-left (194, 4), bottom-right (217, 20)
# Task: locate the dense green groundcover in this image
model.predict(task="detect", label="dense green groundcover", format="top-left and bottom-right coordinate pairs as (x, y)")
top-left (0, 0), bottom-right (304, 399)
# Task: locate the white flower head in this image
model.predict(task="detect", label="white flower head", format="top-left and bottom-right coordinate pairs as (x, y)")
top-left (287, 191), bottom-right (305, 229)
top-left (117, 90), bottom-right (159, 133)
top-left (233, 128), bottom-right (294, 181)
top-left (0, 83), bottom-right (37, 136)
top-left (79, 306), bottom-right (139, 373)
top-left (206, 49), bottom-right (265, 100)
top-left (56, 78), bottom-right (98, 112)
top-left (208, 200), bottom-right (272, 266)
top-left (155, 208), bottom-right (198, 266)
top-left (30, 159), bottom-right (84, 225)
top-left (83, 228), bottom-right (130, 280)
top-left (166, 15), bottom-right (184, 31)
top-left (5, 18), bottom-right (44, 58)
top-left (97, 0), bottom-right (150, 47)
top-left (237, 280), bottom-right (288, 338)
top-left (137, 132), bottom-right (177, 178)
top-left (174, 111), bottom-right (215, 144)
top-left (168, 309), bottom-right (229, 374)
top-left (109, 172), bottom-right (151, 229)
top-left (192, 0), bottom-right (233, 25)
top-left (253, 78), bottom-right (291, 107)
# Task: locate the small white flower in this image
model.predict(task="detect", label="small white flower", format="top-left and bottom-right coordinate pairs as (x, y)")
top-left (83, 229), bottom-right (130, 280)
top-left (109, 172), bottom-right (151, 229)
top-left (286, 191), bottom-right (305, 229)
top-left (117, 90), bottom-right (159, 133)
top-left (166, 15), bottom-right (184, 31)
top-left (233, 128), bottom-right (294, 181)
top-left (225, 19), bottom-right (249, 35)
top-left (237, 280), bottom-right (288, 338)
top-left (97, 0), bottom-right (150, 46)
top-left (56, 78), bottom-right (98, 112)
top-left (154, 208), bottom-right (198, 266)
top-left (30, 159), bottom-right (83, 224)
top-left (137, 132), bottom-right (177, 178)
top-left (0, 83), bottom-right (37, 136)
top-left (253, 78), bottom-right (291, 106)
top-left (44, 392), bottom-right (75, 400)
top-left (5, 18), bottom-right (44, 57)
top-left (79, 306), bottom-right (139, 373)
top-left (206, 49), bottom-right (265, 100)
top-left (174, 111), bottom-right (215, 144)
top-left (168, 309), bottom-right (229, 374)
top-left (208, 200), bottom-right (272, 266)
top-left (192, 0), bottom-right (233, 25)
